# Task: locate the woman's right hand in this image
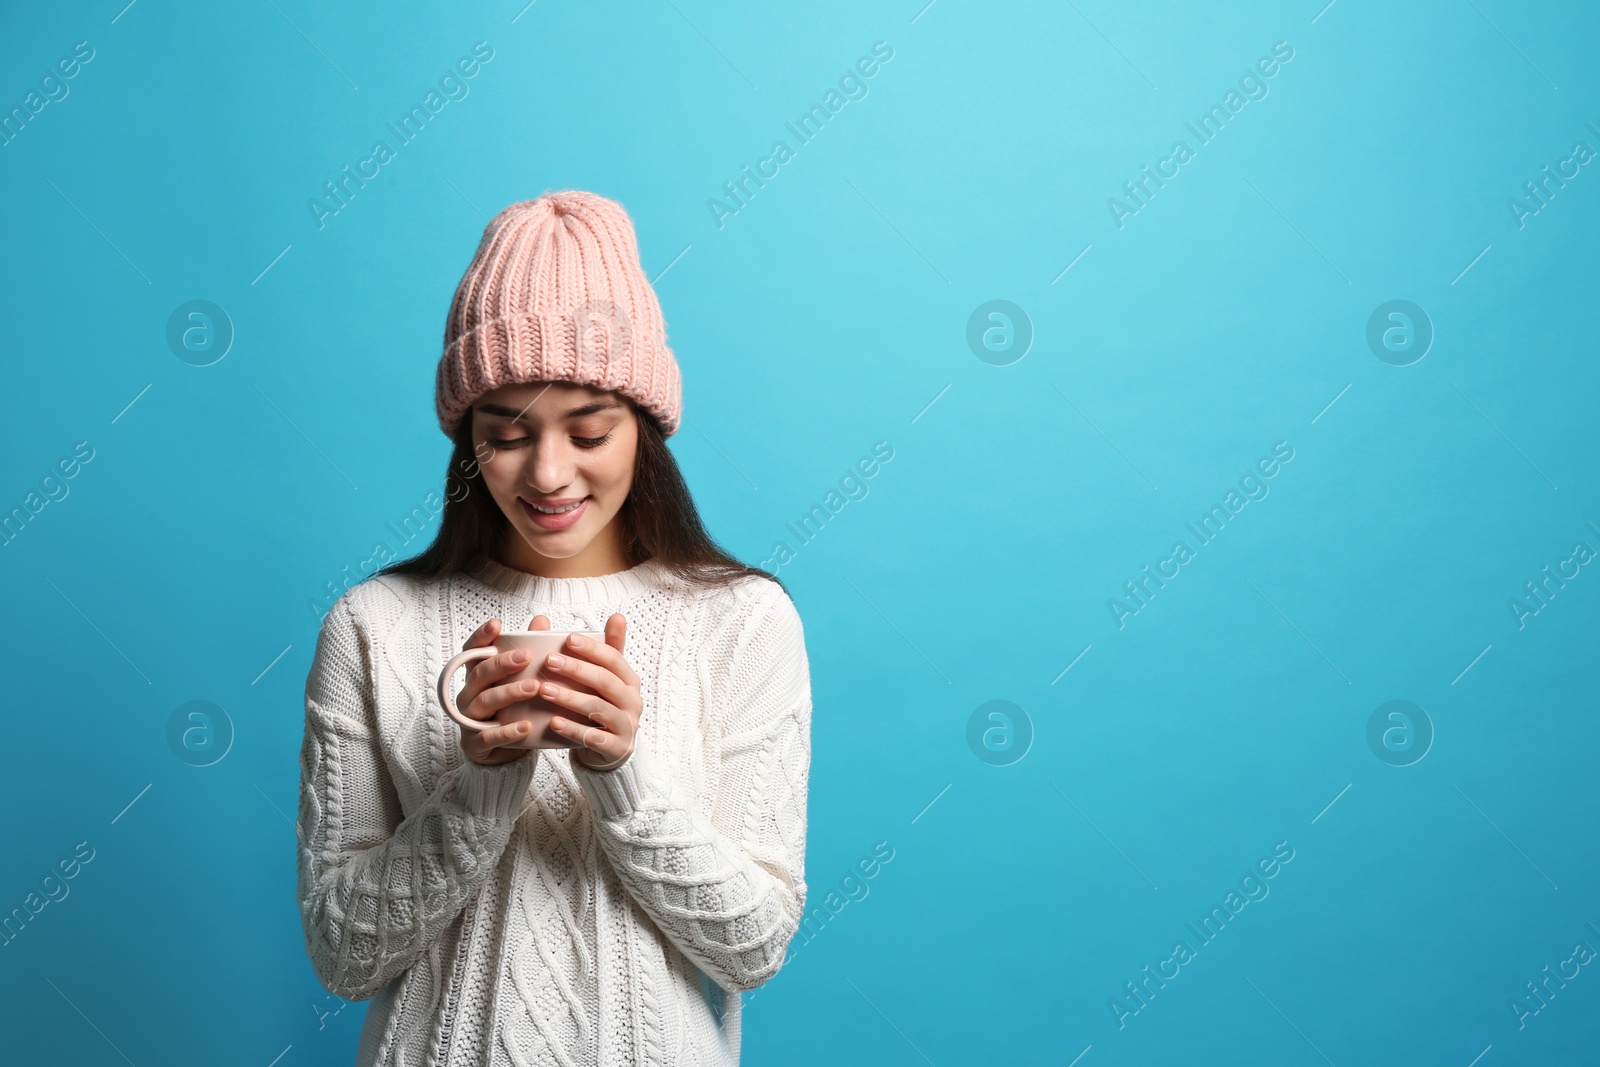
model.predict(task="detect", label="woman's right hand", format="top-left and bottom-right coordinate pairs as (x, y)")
top-left (456, 614), bottom-right (552, 766)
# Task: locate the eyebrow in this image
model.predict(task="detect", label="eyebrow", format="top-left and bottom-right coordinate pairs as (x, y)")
top-left (476, 400), bottom-right (622, 421)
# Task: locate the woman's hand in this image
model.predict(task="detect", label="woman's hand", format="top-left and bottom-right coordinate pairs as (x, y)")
top-left (541, 613), bottom-right (642, 771)
top-left (455, 614), bottom-right (554, 767)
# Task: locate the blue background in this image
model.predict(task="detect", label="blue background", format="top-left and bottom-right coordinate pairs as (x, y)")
top-left (2, 0), bottom-right (1597, 1064)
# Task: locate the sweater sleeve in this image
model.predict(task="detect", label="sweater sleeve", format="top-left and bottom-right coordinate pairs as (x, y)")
top-left (296, 591), bottom-right (538, 1001)
top-left (572, 581), bottom-right (812, 993)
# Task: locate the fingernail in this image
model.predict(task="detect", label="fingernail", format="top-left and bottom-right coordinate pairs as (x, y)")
top-left (511, 650), bottom-right (528, 664)
top-left (518, 722), bottom-right (530, 733)
top-left (547, 654), bottom-right (564, 667)
top-left (569, 636), bottom-right (584, 648)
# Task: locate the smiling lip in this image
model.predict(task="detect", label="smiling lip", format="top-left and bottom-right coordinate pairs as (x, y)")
top-left (520, 496), bottom-right (588, 531)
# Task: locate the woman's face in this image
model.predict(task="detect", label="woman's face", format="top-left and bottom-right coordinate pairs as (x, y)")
top-left (470, 381), bottom-right (639, 575)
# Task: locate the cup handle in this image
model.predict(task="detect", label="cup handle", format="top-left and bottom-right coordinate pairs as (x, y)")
top-left (438, 646), bottom-right (499, 732)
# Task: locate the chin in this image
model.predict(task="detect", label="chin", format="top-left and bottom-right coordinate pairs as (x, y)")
top-left (518, 525), bottom-right (586, 552)
top-left (515, 515), bottom-right (611, 560)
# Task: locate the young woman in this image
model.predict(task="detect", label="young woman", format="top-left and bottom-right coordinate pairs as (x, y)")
top-left (296, 190), bottom-right (813, 1067)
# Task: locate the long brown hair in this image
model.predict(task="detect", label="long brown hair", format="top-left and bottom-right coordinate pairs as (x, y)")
top-left (375, 398), bottom-right (781, 594)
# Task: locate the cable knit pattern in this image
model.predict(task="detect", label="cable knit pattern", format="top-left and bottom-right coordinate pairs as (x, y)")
top-left (296, 558), bottom-right (811, 1066)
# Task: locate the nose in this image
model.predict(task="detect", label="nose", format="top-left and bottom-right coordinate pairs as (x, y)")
top-left (524, 435), bottom-right (575, 496)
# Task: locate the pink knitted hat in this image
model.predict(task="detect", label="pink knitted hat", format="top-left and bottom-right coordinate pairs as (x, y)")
top-left (435, 190), bottom-right (683, 438)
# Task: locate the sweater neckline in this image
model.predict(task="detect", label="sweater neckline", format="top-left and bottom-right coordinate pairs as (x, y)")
top-left (468, 556), bottom-right (670, 605)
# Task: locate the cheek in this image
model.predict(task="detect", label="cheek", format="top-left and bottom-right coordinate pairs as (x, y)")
top-left (595, 430), bottom-right (638, 495)
top-left (475, 452), bottom-right (523, 495)
top-left (592, 456), bottom-right (633, 496)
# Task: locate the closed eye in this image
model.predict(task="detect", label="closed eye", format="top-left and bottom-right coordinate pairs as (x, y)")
top-left (487, 432), bottom-right (613, 449)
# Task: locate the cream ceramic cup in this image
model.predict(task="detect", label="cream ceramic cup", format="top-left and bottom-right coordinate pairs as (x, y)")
top-left (437, 630), bottom-right (606, 750)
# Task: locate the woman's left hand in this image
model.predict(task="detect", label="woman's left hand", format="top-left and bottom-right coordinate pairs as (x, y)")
top-left (542, 613), bottom-right (642, 771)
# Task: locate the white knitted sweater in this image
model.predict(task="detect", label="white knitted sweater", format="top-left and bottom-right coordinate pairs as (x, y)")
top-left (295, 557), bottom-right (812, 1066)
